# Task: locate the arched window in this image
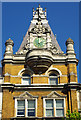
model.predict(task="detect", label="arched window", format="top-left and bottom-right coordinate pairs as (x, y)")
top-left (22, 73), bottom-right (31, 85)
top-left (49, 73), bottom-right (58, 85)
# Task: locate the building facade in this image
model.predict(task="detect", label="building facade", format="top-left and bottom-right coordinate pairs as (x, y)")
top-left (1, 5), bottom-right (81, 120)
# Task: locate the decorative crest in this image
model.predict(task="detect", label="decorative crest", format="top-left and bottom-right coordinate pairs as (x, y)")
top-left (33, 4), bottom-right (47, 21)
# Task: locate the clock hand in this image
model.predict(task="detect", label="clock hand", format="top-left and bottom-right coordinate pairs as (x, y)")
top-left (38, 39), bottom-right (40, 44)
top-left (39, 38), bottom-right (42, 43)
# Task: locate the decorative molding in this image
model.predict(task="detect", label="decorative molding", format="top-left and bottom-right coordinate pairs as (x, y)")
top-left (4, 73), bottom-right (20, 78)
top-left (18, 68), bottom-right (33, 76)
top-left (32, 75), bottom-right (48, 77)
top-left (14, 91), bottom-right (38, 99)
top-left (46, 67), bottom-right (62, 76)
top-left (31, 21), bottom-right (46, 34)
top-left (42, 91), bottom-right (66, 98)
top-left (70, 82), bottom-right (77, 83)
top-left (4, 73), bottom-right (10, 76)
top-left (61, 75), bottom-right (67, 77)
top-left (69, 72), bottom-right (77, 76)
top-left (4, 73), bottom-right (68, 78)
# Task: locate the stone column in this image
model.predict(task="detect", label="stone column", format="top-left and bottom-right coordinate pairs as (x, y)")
top-left (66, 38), bottom-right (78, 83)
top-left (4, 38), bottom-right (14, 58)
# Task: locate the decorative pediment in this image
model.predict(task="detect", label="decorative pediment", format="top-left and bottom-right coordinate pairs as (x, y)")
top-left (42, 91), bottom-right (66, 98)
top-left (17, 5), bottom-right (62, 54)
top-left (14, 91), bottom-right (38, 99)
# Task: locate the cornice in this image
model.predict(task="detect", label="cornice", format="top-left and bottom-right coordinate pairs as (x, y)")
top-left (1, 83), bottom-right (81, 90)
top-left (2, 54), bottom-right (78, 65)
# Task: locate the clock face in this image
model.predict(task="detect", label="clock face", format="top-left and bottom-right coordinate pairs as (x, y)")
top-left (34, 38), bottom-right (46, 48)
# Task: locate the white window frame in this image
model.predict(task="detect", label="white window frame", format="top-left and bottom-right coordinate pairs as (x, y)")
top-left (27, 99), bottom-right (36, 117)
top-left (44, 98), bottom-right (65, 117)
top-left (22, 75), bottom-right (31, 85)
top-left (55, 99), bottom-right (64, 117)
top-left (15, 98), bottom-right (37, 117)
top-left (17, 100), bottom-right (25, 117)
top-left (45, 99), bottom-right (54, 117)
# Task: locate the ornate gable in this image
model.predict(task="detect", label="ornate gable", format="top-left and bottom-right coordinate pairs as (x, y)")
top-left (14, 91), bottom-right (38, 99)
top-left (42, 91), bottom-right (66, 98)
top-left (17, 5), bottom-right (62, 55)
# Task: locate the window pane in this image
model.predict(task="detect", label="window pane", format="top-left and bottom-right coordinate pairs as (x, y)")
top-left (50, 74), bottom-right (57, 76)
top-left (28, 109), bottom-right (35, 116)
top-left (22, 74), bottom-right (30, 77)
top-left (22, 78), bottom-right (31, 84)
top-left (17, 109), bottom-right (25, 116)
top-left (17, 100), bottom-right (25, 109)
top-left (50, 78), bottom-right (56, 85)
top-left (46, 109), bottom-right (53, 117)
top-left (28, 100), bottom-right (35, 108)
top-left (50, 78), bottom-right (58, 85)
top-left (56, 109), bottom-right (64, 117)
top-left (17, 101), bottom-right (25, 116)
top-left (46, 99), bottom-right (53, 108)
top-left (56, 99), bottom-right (64, 108)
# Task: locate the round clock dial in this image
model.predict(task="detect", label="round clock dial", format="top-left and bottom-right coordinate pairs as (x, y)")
top-left (34, 38), bottom-right (46, 48)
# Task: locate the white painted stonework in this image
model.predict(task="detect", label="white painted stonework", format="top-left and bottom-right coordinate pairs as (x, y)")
top-left (0, 77), bottom-right (3, 120)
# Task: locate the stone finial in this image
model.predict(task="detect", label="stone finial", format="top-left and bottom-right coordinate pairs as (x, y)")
top-left (66, 38), bottom-right (75, 54)
top-left (39, 4), bottom-right (40, 8)
top-left (33, 5), bottom-right (47, 20)
top-left (5, 38), bottom-right (14, 55)
top-left (66, 38), bottom-right (74, 46)
top-left (5, 38), bottom-right (14, 46)
top-left (33, 8), bottom-right (34, 11)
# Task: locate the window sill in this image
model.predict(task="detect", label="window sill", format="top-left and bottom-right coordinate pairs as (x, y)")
top-left (11, 117), bottom-right (39, 120)
top-left (11, 116), bottom-right (66, 120)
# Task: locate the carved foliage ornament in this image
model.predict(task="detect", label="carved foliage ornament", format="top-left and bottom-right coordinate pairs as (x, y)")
top-left (50, 44), bottom-right (59, 54)
top-left (32, 21), bottom-right (46, 34)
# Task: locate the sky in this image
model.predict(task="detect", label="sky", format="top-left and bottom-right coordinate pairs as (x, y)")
top-left (1, 2), bottom-right (80, 82)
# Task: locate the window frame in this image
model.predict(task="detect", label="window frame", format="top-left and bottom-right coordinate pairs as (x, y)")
top-left (27, 99), bottom-right (36, 117)
top-left (45, 99), bottom-right (54, 117)
top-left (17, 100), bottom-right (25, 117)
top-left (22, 74), bottom-right (31, 85)
top-left (55, 99), bottom-right (64, 117)
top-left (49, 74), bottom-right (58, 85)
top-left (15, 98), bottom-right (37, 117)
top-left (43, 98), bottom-right (65, 117)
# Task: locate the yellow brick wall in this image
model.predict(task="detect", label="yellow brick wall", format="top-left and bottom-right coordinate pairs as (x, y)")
top-left (52, 64), bottom-right (68, 75)
top-left (67, 63), bottom-right (78, 82)
top-left (10, 77), bottom-right (21, 84)
top-left (2, 89), bottom-right (14, 119)
top-left (71, 90), bottom-right (78, 111)
top-left (60, 76), bottom-right (68, 83)
top-left (2, 63), bottom-right (78, 119)
top-left (4, 76), bottom-right (10, 82)
top-left (67, 90), bottom-right (78, 112)
top-left (2, 89), bottom-right (67, 119)
top-left (32, 76), bottom-right (48, 84)
top-left (3, 64), bottom-right (24, 75)
top-left (2, 89), bottom-right (78, 119)
top-left (3, 63), bottom-right (78, 84)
